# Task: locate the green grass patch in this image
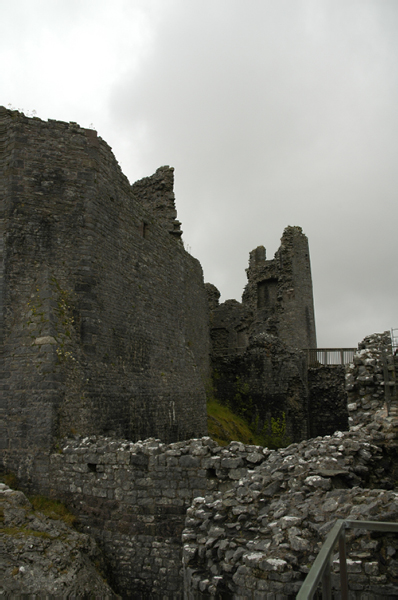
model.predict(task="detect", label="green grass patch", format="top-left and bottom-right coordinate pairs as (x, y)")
top-left (28, 495), bottom-right (76, 527)
top-left (207, 398), bottom-right (291, 449)
top-left (207, 399), bottom-right (264, 446)
top-left (1, 525), bottom-right (54, 539)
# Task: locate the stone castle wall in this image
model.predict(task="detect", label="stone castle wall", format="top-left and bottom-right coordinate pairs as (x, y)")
top-left (308, 365), bottom-right (349, 437)
top-left (241, 226), bottom-right (317, 350)
top-left (210, 334), bottom-right (310, 444)
top-left (1, 107), bottom-right (209, 489)
top-left (4, 106), bottom-right (396, 597)
top-left (45, 435), bottom-right (269, 598)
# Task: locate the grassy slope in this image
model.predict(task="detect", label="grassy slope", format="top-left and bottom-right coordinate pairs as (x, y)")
top-left (207, 399), bottom-right (290, 449)
top-left (207, 399), bottom-right (265, 446)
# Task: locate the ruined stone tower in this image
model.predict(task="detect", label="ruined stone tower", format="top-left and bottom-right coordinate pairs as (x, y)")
top-left (207, 225), bottom-right (317, 357)
top-left (206, 226), bottom-right (317, 444)
top-left (242, 226), bottom-right (317, 349)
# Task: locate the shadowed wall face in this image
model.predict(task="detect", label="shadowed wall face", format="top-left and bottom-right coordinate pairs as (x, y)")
top-left (1, 107), bottom-right (209, 485)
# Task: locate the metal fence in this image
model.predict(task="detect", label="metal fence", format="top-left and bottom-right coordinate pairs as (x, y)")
top-left (216, 333), bottom-right (398, 365)
top-left (297, 519), bottom-right (398, 600)
top-left (305, 348), bottom-right (356, 367)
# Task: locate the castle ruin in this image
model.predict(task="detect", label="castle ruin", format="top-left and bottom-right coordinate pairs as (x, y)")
top-left (1, 106), bottom-right (324, 483)
top-left (3, 107), bottom-right (388, 598)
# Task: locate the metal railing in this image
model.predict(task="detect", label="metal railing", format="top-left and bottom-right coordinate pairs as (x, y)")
top-left (305, 349), bottom-right (356, 367)
top-left (215, 339), bottom-right (396, 365)
top-left (297, 519), bottom-right (398, 600)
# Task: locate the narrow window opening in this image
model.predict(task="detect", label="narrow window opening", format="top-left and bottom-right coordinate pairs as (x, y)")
top-left (88, 463), bottom-right (97, 473)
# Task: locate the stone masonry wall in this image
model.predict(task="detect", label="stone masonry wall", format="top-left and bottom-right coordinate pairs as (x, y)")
top-left (274, 226), bottom-right (317, 350)
top-left (347, 331), bottom-right (397, 429)
top-left (46, 435), bottom-right (271, 598)
top-left (131, 166), bottom-right (183, 239)
top-left (183, 426), bottom-right (398, 599)
top-left (207, 226), bottom-right (316, 362)
top-left (1, 107), bottom-right (209, 490)
top-left (205, 228), bottom-right (318, 446)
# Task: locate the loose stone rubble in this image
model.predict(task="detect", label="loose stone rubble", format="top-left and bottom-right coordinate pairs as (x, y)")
top-left (0, 483), bottom-right (118, 597)
top-left (182, 420), bottom-right (398, 598)
top-left (182, 332), bottom-right (398, 599)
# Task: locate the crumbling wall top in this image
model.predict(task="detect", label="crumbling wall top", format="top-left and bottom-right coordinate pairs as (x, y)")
top-left (131, 165), bottom-right (183, 240)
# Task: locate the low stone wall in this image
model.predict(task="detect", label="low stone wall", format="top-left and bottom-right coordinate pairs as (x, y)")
top-left (46, 435), bottom-right (270, 598)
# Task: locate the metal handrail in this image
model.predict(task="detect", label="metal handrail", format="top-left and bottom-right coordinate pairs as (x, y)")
top-left (297, 519), bottom-right (398, 599)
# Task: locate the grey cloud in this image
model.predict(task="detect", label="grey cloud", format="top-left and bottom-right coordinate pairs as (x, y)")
top-left (2, 0), bottom-right (397, 347)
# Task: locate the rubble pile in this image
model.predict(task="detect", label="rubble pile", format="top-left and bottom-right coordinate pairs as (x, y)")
top-left (183, 422), bottom-right (398, 598)
top-left (183, 332), bottom-right (398, 599)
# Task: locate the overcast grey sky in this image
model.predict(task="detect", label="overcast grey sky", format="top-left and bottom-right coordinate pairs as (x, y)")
top-left (1, 0), bottom-right (397, 347)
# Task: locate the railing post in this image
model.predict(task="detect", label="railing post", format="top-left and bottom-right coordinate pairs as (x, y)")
top-left (339, 527), bottom-right (348, 600)
top-left (322, 554), bottom-right (332, 600)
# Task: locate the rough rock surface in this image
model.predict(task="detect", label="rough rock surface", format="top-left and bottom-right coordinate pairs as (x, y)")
top-left (0, 483), bottom-right (118, 598)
